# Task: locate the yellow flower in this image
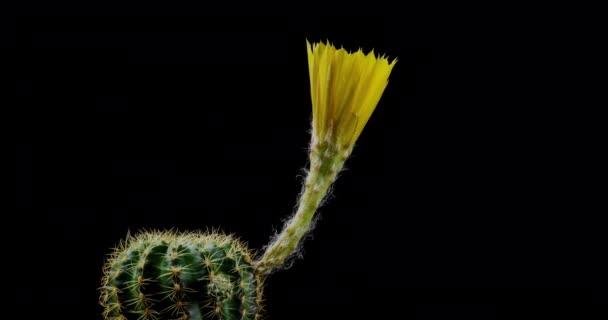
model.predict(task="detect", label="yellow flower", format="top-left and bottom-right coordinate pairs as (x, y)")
top-left (306, 39), bottom-right (397, 148)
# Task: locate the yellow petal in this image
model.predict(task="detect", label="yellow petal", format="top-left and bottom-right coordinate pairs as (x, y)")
top-left (306, 39), bottom-right (396, 148)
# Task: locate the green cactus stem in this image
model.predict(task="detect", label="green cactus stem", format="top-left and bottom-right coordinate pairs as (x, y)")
top-left (100, 231), bottom-right (263, 320)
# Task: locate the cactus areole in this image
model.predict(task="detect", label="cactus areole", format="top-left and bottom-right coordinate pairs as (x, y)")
top-left (99, 40), bottom-right (396, 319)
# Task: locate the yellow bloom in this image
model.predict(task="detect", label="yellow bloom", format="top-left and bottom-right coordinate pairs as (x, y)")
top-left (306, 39), bottom-right (397, 148)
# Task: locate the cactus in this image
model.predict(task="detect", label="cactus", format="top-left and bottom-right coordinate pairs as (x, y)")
top-left (100, 231), bottom-right (262, 320)
top-left (100, 39), bottom-right (396, 319)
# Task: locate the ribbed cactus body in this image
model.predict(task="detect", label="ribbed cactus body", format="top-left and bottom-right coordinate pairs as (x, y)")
top-left (100, 231), bottom-right (263, 320)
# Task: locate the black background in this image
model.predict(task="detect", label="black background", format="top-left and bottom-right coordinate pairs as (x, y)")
top-left (14, 11), bottom-right (603, 320)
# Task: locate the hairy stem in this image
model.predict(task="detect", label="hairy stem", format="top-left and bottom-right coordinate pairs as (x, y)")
top-left (255, 142), bottom-right (350, 274)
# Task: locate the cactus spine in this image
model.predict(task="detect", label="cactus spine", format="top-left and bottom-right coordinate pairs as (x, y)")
top-left (100, 231), bottom-right (262, 320)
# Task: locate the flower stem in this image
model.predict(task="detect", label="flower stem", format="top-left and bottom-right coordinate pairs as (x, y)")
top-left (255, 142), bottom-right (349, 275)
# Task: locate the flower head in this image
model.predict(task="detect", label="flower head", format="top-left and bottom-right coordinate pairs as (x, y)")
top-left (306, 39), bottom-right (397, 149)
